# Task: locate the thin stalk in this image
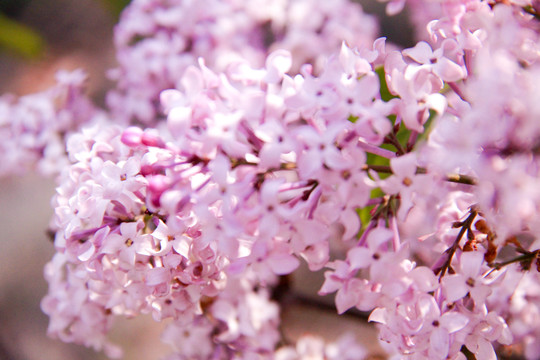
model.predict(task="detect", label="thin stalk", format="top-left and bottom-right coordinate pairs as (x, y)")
top-left (385, 133), bottom-right (407, 155)
top-left (436, 208), bottom-right (478, 279)
top-left (358, 140), bottom-right (397, 158)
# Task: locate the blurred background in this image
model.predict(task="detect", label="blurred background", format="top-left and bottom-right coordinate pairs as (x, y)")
top-left (0, 1), bottom-right (413, 358)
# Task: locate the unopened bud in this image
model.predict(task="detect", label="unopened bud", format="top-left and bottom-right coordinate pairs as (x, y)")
top-left (463, 239), bottom-right (477, 252)
top-left (141, 130), bottom-right (166, 148)
top-left (475, 219), bottom-right (490, 234)
top-left (484, 241), bottom-right (498, 263)
top-left (121, 126), bottom-right (143, 147)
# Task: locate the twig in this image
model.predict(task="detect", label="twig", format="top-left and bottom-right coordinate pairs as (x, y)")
top-left (436, 207), bottom-right (478, 279)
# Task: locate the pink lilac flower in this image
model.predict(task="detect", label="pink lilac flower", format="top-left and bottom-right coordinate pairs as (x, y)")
top-left (0, 69), bottom-right (95, 178)
top-left (275, 333), bottom-right (367, 360)
top-left (27, 1), bottom-right (540, 359)
top-left (107, 0), bottom-right (378, 124)
top-left (423, 3), bottom-right (540, 243)
top-left (441, 251), bottom-right (491, 305)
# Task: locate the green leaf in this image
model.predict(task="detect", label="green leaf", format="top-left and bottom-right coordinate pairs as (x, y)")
top-left (0, 13), bottom-right (45, 59)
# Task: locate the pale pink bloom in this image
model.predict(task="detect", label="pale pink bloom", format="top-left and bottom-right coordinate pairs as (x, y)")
top-left (403, 40), bottom-right (466, 83)
top-left (385, 51), bottom-right (447, 132)
top-left (275, 333), bottom-right (366, 360)
top-left (0, 70), bottom-right (95, 177)
top-left (161, 318), bottom-right (214, 359)
top-left (294, 123), bottom-right (351, 179)
top-left (441, 251), bottom-right (491, 305)
top-left (347, 227), bottom-right (394, 270)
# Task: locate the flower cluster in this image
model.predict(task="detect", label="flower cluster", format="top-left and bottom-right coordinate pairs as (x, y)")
top-left (2, 0), bottom-right (540, 359)
top-left (0, 70), bottom-right (95, 177)
top-left (107, 0), bottom-right (377, 124)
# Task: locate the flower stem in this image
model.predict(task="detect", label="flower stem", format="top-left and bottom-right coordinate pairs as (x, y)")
top-left (362, 164), bottom-right (477, 185)
top-left (384, 133), bottom-right (407, 155)
top-left (489, 249), bottom-right (540, 271)
top-left (358, 140), bottom-right (396, 158)
top-left (435, 207), bottom-right (478, 278)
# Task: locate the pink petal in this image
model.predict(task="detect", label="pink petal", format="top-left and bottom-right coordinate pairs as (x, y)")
top-left (180, 66), bottom-right (204, 94)
top-left (409, 266), bottom-right (438, 292)
top-left (100, 233), bottom-right (122, 254)
top-left (301, 242), bottom-right (329, 271)
top-left (416, 293), bottom-right (439, 319)
top-left (78, 242), bottom-right (95, 262)
top-left (386, 0), bottom-right (406, 16)
top-left (197, 58), bottom-right (220, 88)
top-left (440, 312), bottom-right (469, 333)
top-left (335, 283), bottom-right (358, 314)
top-left (459, 251), bottom-right (484, 278)
top-left (267, 253), bottom-right (300, 275)
top-left (425, 93), bottom-right (447, 115)
top-left (146, 267), bottom-right (170, 286)
top-left (429, 327), bottom-right (450, 360)
top-left (164, 254), bottom-right (182, 268)
top-left (368, 307), bottom-right (387, 324)
top-left (259, 214), bottom-right (280, 240)
top-left (319, 270), bottom-right (343, 295)
top-left (339, 42), bottom-right (372, 75)
top-left (403, 41), bottom-right (433, 64)
top-left (168, 106), bottom-right (192, 135)
top-left (295, 219), bottom-right (331, 246)
top-left (121, 126), bottom-right (143, 147)
top-left (366, 227), bottom-right (394, 250)
top-left (475, 338), bottom-right (497, 360)
top-left (356, 72), bottom-right (380, 103)
top-left (390, 152), bottom-right (417, 178)
top-left (160, 89), bottom-right (183, 111)
top-left (212, 299), bottom-right (236, 322)
top-left (265, 50), bottom-right (292, 83)
top-left (347, 247), bottom-right (372, 270)
top-left (323, 147), bottom-right (348, 171)
top-left (259, 143), bottom-right (285, 169)
top-left (208, 154), bottom-right (230, 186)
top-left (435, 57), bottom-right (465, 82)
top-left (470, 285), bottom-right (491, 305)
top-left (340, 208), bottom-right (361, 240)
top-left (442, 275), bottom-right (468, 302)
top-left (298, 149), bottom-right (323, 178)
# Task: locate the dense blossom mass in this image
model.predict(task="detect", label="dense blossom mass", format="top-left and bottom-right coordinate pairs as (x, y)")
top-left (0, 69), bottom-right (95, 177)
top-left (2, 0), bottom-right (540, 359)
top-left (108, 0), bottom-right (377, 124)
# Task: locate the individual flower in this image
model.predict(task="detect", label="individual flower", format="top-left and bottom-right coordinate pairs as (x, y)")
top-left (441, 250), bottom-right (491, 305)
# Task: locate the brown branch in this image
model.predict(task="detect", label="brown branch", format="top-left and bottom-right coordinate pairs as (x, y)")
top-left (384, 133), bottom-right (407, 155)
top-left (436, 207), bottom-right (478, 279)
top-left (362, 164), bottom-right (477, 186)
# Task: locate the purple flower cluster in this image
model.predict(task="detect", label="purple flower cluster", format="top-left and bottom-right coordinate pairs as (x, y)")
top-left (3, 0), bottom-right (540, 359)
top-left (0, 70), bottom-right (95, 177)
top-left (107, 0), bottom-right (377, 124)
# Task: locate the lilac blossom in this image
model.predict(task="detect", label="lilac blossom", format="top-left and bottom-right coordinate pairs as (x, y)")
top-left (2, 0), bottom-right (540, 359)
top-left (107, 0), bottom-right (378, 124)
top-left (0, 70), bottom-right (96, 177)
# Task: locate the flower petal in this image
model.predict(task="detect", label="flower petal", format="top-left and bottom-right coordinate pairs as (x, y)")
top-left (403, 41), bottom-right (433, 64)
top-left (442, 275), bottom-right (468, 302)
